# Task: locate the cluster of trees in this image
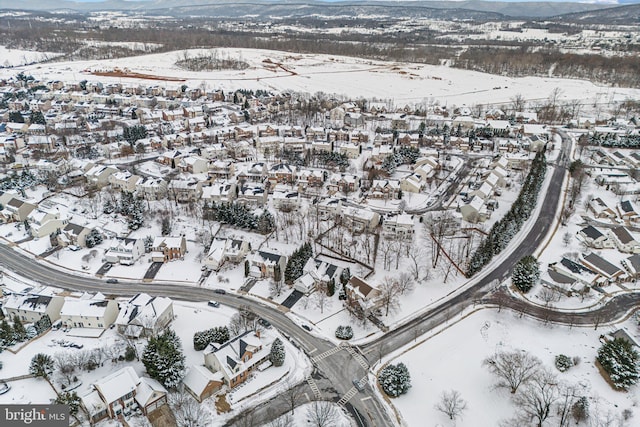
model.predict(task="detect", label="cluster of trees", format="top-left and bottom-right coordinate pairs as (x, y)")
top-left (467, 151), bottom-right (547, 276)
top-left (484, 350), bottom-right (587, 426)
top-left (84, 228), bottom-right (103, 248)
top-left (597, 338), bottom-right (639, 390)
top-left (123, 124), bottom-right (148, 146)
top-left (588, 132), bottom-right (640, 148)
top-left (312, 151), bottom-right (350, 170)
top-left (193, 326), bottom-right (230, 351)
top-left (0, 315), bottom-right (50, 350)
top-left (0, 170), bottom-right (38, 192)
top-left (204, 201), bottom-right (275, 234)
top-left (381, 146), bottom-right (420, 173)
top-left (378, 362), bottom-right (411, 397)
top-left (284, 242), bottom-right (313, 284)
top-left (455, 47), bottom-right (640, 88)
top-left (103, 191), bottom-right (146, 230)
top-left (142, 329), bottom-right (185, 389)
top-left (175, 49), bottom-right (249, 71)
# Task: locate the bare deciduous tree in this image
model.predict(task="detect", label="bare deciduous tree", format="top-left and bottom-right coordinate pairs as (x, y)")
top-left (513, 369), bottom-right (559, 427)
top-left (483, 350), bottom-right (542, 394)
top-left (379, 276), bottom-right (401, 316)
top-left (556, 383), bottom-right (577, 427)
top-left (268, 413), bottom-right (293, 427)
top-left (305, 401), bottom-right (340, 427)
top-left (169, 391), bottom-right (212, 427)
top-left (280, 381), bottom-right (305, 415)
top-left (435, 389), bottom-right (468, 421)
top-left (396, 272), bottom-right (415, 295)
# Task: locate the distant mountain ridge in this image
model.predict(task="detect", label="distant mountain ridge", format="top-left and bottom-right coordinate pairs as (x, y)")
top-left (9, 0), bottom-right (626, 19)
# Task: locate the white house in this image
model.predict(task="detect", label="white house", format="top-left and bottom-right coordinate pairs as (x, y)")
top-left (382, 214), bottom-right (415, 239)
top-left (60, 294), bottom-right (119, 329)
top-left (248, 250), bottom-right (287, 279)
top-left (608, 226), bottom-right (640, 254)
top-left (114, 293), bottom-right (174, 338)
top-left (204, 238), bottom-right (251, 271)
top-left (2, 293), bottom-right (65, 323)
top-left (105, 237), bottom-right (145, 265)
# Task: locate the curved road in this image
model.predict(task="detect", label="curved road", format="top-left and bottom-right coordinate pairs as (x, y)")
top-left (1, 132), bottom-right (638, 426)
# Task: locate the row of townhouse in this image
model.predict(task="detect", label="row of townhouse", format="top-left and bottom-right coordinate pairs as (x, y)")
top-left (458, 155), bottom-right (511, 223)
top-left (1, 292), bottom-right (173, 336)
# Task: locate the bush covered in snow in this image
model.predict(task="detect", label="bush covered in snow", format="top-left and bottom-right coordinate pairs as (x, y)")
top-left (379, 362), bottom-right (411, 397)
top-left (597, 338), bottom-right (639, 390)
top-left (335, 325), bottom-right (354, 340)
top-left (555, 354), bottom-right (574, 372)
top-left (193, 326), bottom-right (230, 351)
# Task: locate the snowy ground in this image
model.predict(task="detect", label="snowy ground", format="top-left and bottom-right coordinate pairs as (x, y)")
top-left (260, 402), bottom-right (352, 427)
top-left (5, 47), bottom-right (640, 108)
top-left (0, 45), bottom-right (63, 67)
top-left (380, 308), bottom-right (640, 427)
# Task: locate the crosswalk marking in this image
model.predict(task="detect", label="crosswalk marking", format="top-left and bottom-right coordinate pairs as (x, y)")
top-left (306, 376), bottom-right (321, 399)
top-left (343, 345), bottom-right (369, 369)
top-left (337, 387), bottom-right (358, 406)
top-left (311, 345), bottom-right (343, 363)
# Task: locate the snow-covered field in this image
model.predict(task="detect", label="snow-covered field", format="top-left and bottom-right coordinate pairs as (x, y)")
top-left (382, 308), bottom-right (640, 427)
top-left (0, 45), bottom-right (62, 67)
top-left (5, 47), bottom-right (640, 107)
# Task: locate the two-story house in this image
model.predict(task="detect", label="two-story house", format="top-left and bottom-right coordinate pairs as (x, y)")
top-left (248, 250), bottom-right (287, 279)
top-left (151, 236), bottom-right (187, 262)
top-left (203, 330), bottom-right (272, 388)
top-left (114, 293), bottom-right (174, 338)
top-left (60, 294), bottom-right (119, 329)
top-left (2, 293), bottom-right (65, 323)
top-left (105, 237), bottom-right (145, 265)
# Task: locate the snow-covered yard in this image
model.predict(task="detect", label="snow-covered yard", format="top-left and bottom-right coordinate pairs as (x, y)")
top-left (381, 308), bottom-right (640, 427)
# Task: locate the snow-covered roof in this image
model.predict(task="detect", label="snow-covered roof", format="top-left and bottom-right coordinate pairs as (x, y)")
top-left (134, 376), bottom-right (167, 408)
top-left (93, 366), bottom-right (139, 404)
top-left (182, 365), bottom-right (224, 396)
top-left (60, 297), bottom-right (113, 318)
top-left (115, 293), bottom-right (172, 329)
top-left (3, 293), bottom-right (55, 313)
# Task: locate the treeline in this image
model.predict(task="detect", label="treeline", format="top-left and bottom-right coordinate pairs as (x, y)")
top-left (587, 133), bottom-right (640, 148)
top-left (467, 151), bottom-right (547, 277)
top-left (455, 47), bottom-right (640, 88)
top-left (204, 201), bottom-right (275, 234)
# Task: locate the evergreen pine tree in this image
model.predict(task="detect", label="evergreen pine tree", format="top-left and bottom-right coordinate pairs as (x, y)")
top-left (269, 338), bottom-right (285, 367)
top-left (597, 338), bottom-right (639, 390)
top-left (142, 329), bottom-right (186, 389)
top-left (29, 353), bottom-right (54, 379)
top-left (55, 391), bottom-right (80, 416)
top-left (512, 255), bottom-right (540, 293)
top-left (12, 315), bottom-right (28, 342)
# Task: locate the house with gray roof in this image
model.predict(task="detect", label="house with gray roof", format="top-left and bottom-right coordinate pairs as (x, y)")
top-left (581, 253), bottom-right (624, 283)
top-left (2, 293), bottom-right (64, 323)
top-left (578, 225), bottom-right (613, 249)
top-left (608, 226), bottom-right (640, 254)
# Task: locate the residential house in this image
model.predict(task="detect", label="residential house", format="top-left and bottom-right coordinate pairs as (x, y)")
top-left (81, 366), bottom-right (167, 423)
top-left (248, 250), bottom-right (287, 279)
top-left (272, 189), bottom-right (301, 211)
top-left (341, 206), bottom-right (380, 232)
top-left (608, 226), bottom-right (640, 254)
top-left (2, 293), bottom-right (65, 323)
top-left (345, 276), bottom-right (383, 315)
top-left (182, 365), bottom-right (225, 403)
top-left (459, 196), bottom-right (489, 223)
top-left (60, 294), bottom-right (119, 329)
top-left (151, 236), bottom-right (187, 262)
top-left (580, 253), bottom-right (624, 284)
top-left (135, 177), bottom-right (168, 201)
top-left (589, 197), bottom-right (617, 219)
top-left (236, 183), bottom-right (268, 207)
top-left (105, 237), bottom-right (145, 265)
top-left (204, 238), bottom-right (251, 271)
top-left (268, 163), bottom-right (296, 185)
top-left (178, 156), bottom-right (209, 175)
top-left (114, 293), bottom-right (174, 338)
top-left (109, 171), bottom-right (142, 193)
top-left (85, 165), bottom-right (118, 188)
top-left (369, 180), bottom-right (401, 200)
top-left (27, 207), bottom-right (67, 238)
top-left (294, 257), bottom-right (342, 294)
top-left (208, 160), bottom-right (236, 180)
top-left (0, 197), bottom-right (37, 223)
top-left (577, 226), bottom-right (613, 249)
top-left (168, 176), bottom-right (204, 203)
top-left (202, 182), bottom-right (236, 205)
top-left (58, 222), bottom-right (93, 247)
top-left (621, 254), bottom-right (640, 279)
top-left (618, 200), bottom-right (640, 223)
top-left (382, 214), bottom-right (415, 239)
top-left (203, 330), bottom-right (273, 388)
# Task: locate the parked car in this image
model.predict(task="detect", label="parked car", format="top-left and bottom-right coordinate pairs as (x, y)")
top-left (213, 289), bottom-right (226, 295)
top-left (352, 378), bottom-right (365, 392)
top-left (302, 324), bottom-right (312, 332)
top-left (207, 300), bottom-right (220, 308)
top-left (258, 318), bottom-right (272, 329)
top-left (0, 381), bottom-right (10, 395)
top-left (106, 278), bottom-right (118, 284)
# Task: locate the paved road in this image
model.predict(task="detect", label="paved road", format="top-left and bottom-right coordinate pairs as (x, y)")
top-left (0, 245), bottom-right (391, 426)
